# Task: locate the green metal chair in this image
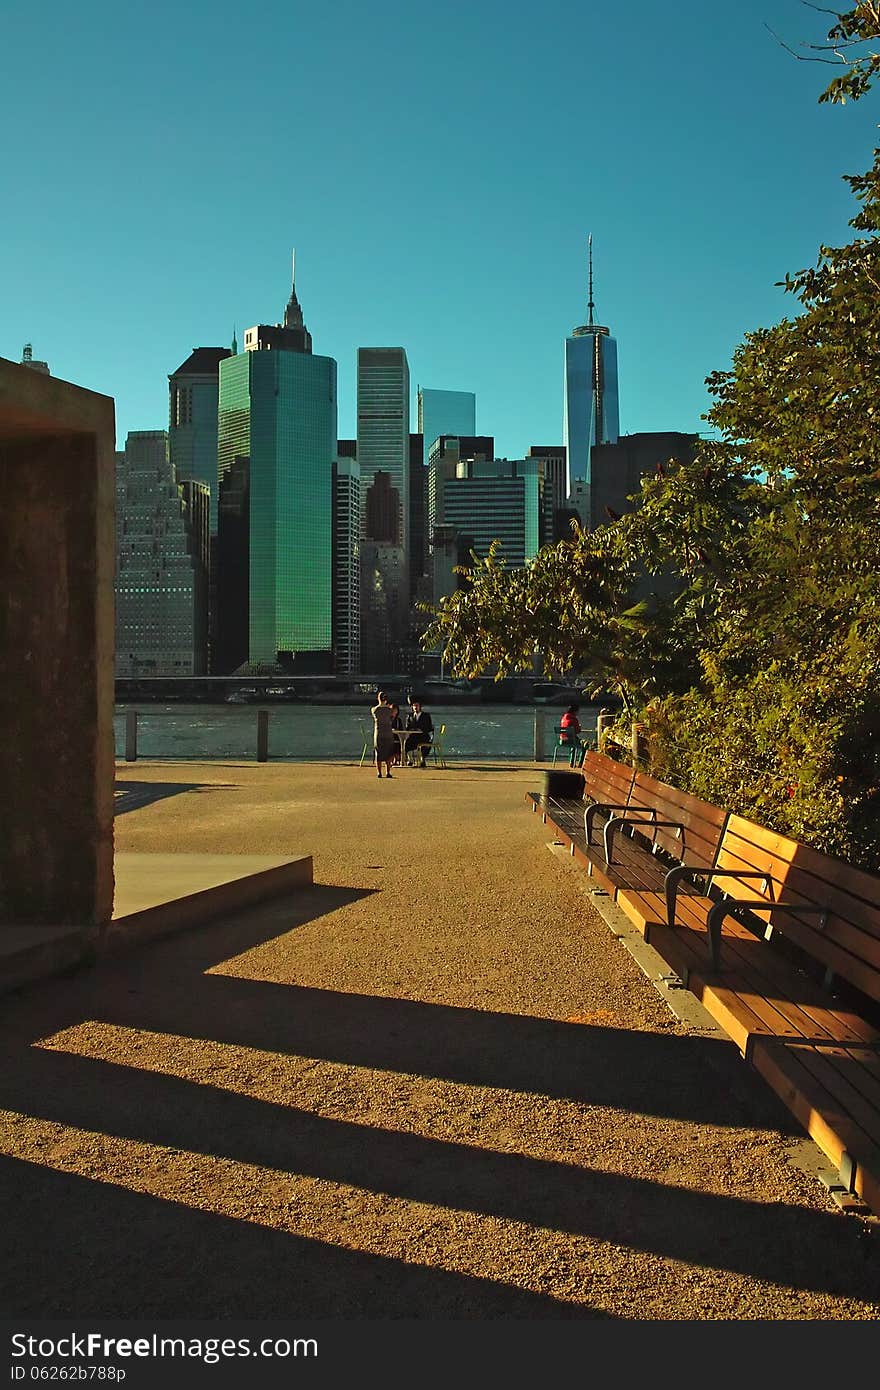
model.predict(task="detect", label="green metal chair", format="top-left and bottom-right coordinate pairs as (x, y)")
top-left (552, 727), bottom-right (584, 767)
top-left (431, 723), bottom-right (447, 768)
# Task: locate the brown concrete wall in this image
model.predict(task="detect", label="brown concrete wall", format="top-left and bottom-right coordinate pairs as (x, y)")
top-left (0, 360), bottom-right (115, 927)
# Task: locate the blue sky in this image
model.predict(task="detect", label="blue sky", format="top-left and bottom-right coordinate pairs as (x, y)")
top-left (2, 0), bottom-right (877, 454)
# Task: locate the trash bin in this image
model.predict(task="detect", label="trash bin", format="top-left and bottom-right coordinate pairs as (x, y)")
top-left (541, 769), bottom-right (585, 801)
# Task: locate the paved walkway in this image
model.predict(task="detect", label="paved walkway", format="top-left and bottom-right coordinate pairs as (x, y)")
top-left (1, 761), bottom-right (879, 1319)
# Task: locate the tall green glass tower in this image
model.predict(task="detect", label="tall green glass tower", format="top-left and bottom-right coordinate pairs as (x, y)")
top-left (217, 262), bottom-right (336, 672)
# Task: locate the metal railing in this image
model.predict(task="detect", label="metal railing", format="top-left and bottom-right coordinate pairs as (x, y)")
top-left (116, 706), bottom-right (604, 764)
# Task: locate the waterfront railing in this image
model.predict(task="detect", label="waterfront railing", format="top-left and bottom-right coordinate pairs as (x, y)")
top-left (114, 706), bottom-right (603, 764)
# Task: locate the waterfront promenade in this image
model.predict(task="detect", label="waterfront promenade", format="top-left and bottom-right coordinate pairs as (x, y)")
top-left (1, 760), bottom-right (879, 1319)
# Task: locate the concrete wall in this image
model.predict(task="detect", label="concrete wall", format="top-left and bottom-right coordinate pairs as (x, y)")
top-left (0, 358), bottom-right (115, 927)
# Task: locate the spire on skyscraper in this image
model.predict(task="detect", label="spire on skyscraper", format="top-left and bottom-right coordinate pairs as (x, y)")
top-left (231, 325), bottom-right (238, 355)
top-left (283, 248), bottom-right (304, 331)
top-left (587, 234), bottom-right (594, 327)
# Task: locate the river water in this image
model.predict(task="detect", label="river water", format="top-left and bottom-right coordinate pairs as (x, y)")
top-left (114, 703), bottom-right (602, 762)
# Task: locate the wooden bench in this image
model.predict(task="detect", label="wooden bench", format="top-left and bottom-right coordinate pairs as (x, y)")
top-left (598, 768), bottom-right (728, 889)
top-left (615, 815), bottom-right (880, 1212)
top-left (528, 752), bottom-right (635, 893)
top-left (528, 755), bottom-right (728, 900)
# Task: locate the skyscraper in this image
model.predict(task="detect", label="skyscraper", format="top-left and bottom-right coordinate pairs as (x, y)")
top-left (332, 455), bottom-right (361, 674)
top-left (358, 348), bottom-right (410, 550)
top-left (357, 347), bottom-right (410, 669)
top-left (168, 347), bottom-right (232, 535)
top-left (216, 260), bottom-right (336, 672)
top-left (115, 431), bottom-right (208, 675)
top-left (425, 438), bottom-right (548, 605)
top-left (417, 387), bottom-right (476, 467)
top-left (408, 432), bottom-right (427, 605)
top-left (563, 235), bottom-right (619, 498)
top-left (588, 431), bottom-right (697, 530)
top-left (427, 435), bottom-right (495, 545)
top-left (169, 346), bottom-right (232, 673)
top-left (527, 444), bottom-right (568, 540)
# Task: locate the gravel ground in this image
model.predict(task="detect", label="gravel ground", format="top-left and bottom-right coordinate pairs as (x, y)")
top-left (1, 759), bottom-right (878, 1320)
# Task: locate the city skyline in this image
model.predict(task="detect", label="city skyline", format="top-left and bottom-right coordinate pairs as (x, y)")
top-left (4, 2), bottom-right (877, 460)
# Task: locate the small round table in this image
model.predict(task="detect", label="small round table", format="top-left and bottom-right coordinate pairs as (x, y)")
top-left (393, 729), bottom-right (426, 766)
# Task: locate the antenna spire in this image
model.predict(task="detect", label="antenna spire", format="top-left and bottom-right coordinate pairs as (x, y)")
top-left (587, 234), bottom-right (594, 327)
top-left (291, 247), bottom-right (296, 290)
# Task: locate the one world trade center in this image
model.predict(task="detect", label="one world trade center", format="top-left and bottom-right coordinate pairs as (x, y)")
top-left (563, 235), bottom-right (619, 500)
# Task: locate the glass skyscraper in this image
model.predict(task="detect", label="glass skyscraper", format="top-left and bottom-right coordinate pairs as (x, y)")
top-left (216, 269), bottom-right (336, 671)
top-left (417, 387), bottom-right (476, 467)
top-left (169, 347), bottom-right (232, 536)
top-left (563, 236), bottom-right (619, 498)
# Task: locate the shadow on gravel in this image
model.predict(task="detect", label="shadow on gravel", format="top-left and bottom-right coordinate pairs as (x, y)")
top-left (1, 887), bottom-right (878, 1314)
top-left (114, 781), bottom-right (240, 816)
top-left (0, 1154), bottom-right (605, 1319)
top-left (439, 765), bottom-right (529, 773)
top-left (2, 1043), bottom-right (878, 1305)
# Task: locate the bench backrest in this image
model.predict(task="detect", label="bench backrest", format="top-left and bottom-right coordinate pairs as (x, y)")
top-left (628, 770), bottom-right (729, 869)
top-left (581, 751), bottom-right (635, 809)
top-left (714, 814), bottom-right (880, 1003)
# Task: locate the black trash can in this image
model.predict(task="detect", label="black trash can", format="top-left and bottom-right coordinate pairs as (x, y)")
top-left (541, 769), bottom-right (585, 801)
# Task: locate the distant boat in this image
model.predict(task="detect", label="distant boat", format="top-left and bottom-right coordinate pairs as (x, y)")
top-left (531, 682), bottom-right (583, 705)
top-left (422, 679), bottom-right (481, 702)
top-left (225, 687), bottom-right (259, 704)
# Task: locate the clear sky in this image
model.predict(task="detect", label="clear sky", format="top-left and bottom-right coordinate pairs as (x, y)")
top-left (2, 0), bottom-right (877, 454)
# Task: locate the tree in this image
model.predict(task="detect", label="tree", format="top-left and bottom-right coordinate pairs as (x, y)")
top-left (424, 5), bottom-right (880, 864)
top-left (768, 4), bottom-right (880, 105)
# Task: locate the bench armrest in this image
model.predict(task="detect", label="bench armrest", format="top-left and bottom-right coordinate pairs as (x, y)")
top-left (584, 802), bottom-right (631, 844)
top-left (664, 866), bottom-right (772, 930)
top-left (603, 816), bottom-right (685, 864)
top-left (706, 899), bottom-right (830, 972)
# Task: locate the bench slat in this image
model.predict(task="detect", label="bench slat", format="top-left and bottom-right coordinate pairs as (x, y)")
top-left (752, 1039), bottom-right (880, 1212)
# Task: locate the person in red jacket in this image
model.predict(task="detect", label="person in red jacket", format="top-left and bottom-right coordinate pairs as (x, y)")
top-left (559, 704), bottom-right (586, 768)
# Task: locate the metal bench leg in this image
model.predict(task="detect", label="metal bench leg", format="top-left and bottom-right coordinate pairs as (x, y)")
top-left (706, 901), bottom-right (727, 972)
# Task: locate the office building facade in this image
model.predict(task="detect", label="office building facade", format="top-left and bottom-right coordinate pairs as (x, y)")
top-left (357, 348), bottom-right (411, 668)
top-left (428, 443), bottom-right (543, 603)
top-left (427, 435), bottom-right (495, 546)
top-left (408, 432), bottom-right (428, 606)
top-left (115, 430), bottom-right (208, 676)
top-left (168, 347), bottom-right (232, 535)
top-left (527, 444), bottom-right (567, 517)
top-left (417, 387), bottom-right (476, 467)
top-left (332, 455), bottom-right (361, 674)
top-left (169, 345), bottom-right (232, 673)
top-left (589, 431), bottom-right (697, 530)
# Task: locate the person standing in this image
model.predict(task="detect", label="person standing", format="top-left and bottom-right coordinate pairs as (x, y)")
top-left (372, 691), bottom-right (396, 779)
top-left (405, 698), bottom-right (434, 768)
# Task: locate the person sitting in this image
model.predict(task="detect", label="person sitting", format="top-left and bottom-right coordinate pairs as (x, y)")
top-left (405, 699), bottom-right (434, 767)
top-left (559, 704), bottom-right (586, 768)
